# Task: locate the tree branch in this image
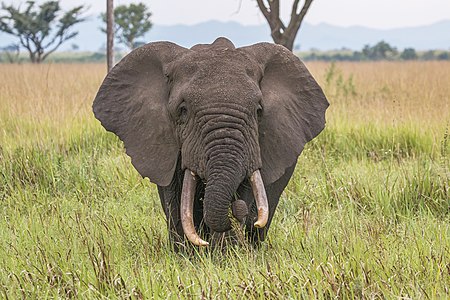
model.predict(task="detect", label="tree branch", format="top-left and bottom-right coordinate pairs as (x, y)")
top-left (268, 0), bottom-right (279, 19)
top-left (42, 31), bottom-right (77, 61)
top-left (18, 35), bottom-right (31, 53)
top-left (255, 0), bottom-right (314, 51)
top-left (291, 0), bottom-right (301, 19)
top-left (287, 0), bottom-right (313, 38)
top-left (297, 0), bottom-right (314, 20)
top-left (255, 0), bottom-right (270, 21)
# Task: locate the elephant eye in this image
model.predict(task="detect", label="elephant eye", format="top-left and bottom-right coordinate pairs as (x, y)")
top-left (178, 102), bottom-right (188, 123)
top-left (257, 103), bottom-right (263, 121)
top-left (165, 72), bottom-right (174, 86)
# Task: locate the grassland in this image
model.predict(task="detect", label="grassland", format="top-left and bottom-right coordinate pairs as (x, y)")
top-left (0, 61), bottom-right (448, 299)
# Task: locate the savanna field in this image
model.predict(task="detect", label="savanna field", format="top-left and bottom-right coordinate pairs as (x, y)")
top-left (0, 61), bottom-right (448, 298)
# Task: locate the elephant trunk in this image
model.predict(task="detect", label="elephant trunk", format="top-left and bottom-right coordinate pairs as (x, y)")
top-left (203, 154), bottom-right (244, 233)
top-left (180, 110), bottom-right (269, 244)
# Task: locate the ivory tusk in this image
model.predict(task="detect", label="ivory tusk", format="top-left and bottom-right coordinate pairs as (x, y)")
top-left (250, 170), bottom-right (269, 228)
top-left (180, 169), bottom-right (209, 246)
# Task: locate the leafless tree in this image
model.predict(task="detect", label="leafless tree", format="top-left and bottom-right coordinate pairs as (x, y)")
top-left (256, 0), bottom-right (314, 51)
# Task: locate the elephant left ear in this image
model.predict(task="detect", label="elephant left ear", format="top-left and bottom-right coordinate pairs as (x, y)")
top-left (240, 43), bottom-right (329, 185)
top-left (93, 42), bottom-right (190, 186)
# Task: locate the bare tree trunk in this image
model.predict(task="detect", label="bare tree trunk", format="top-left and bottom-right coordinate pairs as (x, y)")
top-left (106, 0), bottom-right (114, 71)
top-left (256, 0), bottom-right (314, 51)
top-left (29, 53), bottom-right (36, 63)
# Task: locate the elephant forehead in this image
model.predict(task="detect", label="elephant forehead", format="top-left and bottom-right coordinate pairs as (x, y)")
top-left (185, 73), bottom-right (262, 107)
top-left (168, 48), bottom-right (263, 108)
top-left (178, 48), bottom-right (259, 80)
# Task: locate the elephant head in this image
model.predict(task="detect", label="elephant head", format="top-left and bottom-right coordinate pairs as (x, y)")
top-left (93, 37), bottom-right (329, 247)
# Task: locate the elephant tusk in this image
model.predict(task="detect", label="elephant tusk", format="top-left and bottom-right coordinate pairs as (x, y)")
top-left (180, 169), bottom-right (209, 246)
top-left (250, 170), bottom-right (269, 228)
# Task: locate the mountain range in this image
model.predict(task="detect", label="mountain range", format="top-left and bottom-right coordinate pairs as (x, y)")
top-left (1, 19), bottom-right (449, 52)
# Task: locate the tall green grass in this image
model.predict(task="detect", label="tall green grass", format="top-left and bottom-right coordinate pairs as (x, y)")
top-left (0, 62), bottom-right (449, 298)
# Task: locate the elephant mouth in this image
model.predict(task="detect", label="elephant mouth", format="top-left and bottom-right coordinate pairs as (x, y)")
top-left (180, 169), bottom-right (269, 247)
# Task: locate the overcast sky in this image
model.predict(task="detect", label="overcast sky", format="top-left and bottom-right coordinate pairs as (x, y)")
top-left (3, 0), bottom-right (449, 29)
top-left (53, 0), bottom-right (450, 29)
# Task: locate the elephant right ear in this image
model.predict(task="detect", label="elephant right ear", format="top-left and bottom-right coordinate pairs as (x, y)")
top-left (241, 43), bottom-right (329, 185)
top-left (93, 42), bottom-right (189, 186)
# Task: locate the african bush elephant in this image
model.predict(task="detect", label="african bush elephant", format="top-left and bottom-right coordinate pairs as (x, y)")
top-left (93, 37), bottom-right (329, 248)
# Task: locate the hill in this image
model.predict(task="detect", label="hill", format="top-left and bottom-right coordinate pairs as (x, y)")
top-left (1, 19), bottom-right (449, 51)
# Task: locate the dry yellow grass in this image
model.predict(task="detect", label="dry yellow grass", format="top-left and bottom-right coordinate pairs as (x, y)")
top-left (1, 61), bottom-right (448, 128)
top-left (1, 61), bottom-right (448, 154)
top-left (1, 61), bottom-right (448, 151)
top-left (0, 64), bottom-right (104, 148)
top-left (0, 64), bottom-right (103, 121)
top-left (308, 61), bottom-right (450, 128)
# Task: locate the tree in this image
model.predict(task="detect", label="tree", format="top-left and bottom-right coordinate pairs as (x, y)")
top-left (362, 41), bottom-right (397, 60)
top-left (0, 1), bottom-right (85, 63)
top-left (101, 3), bottom-right (152, 50)
top-left (400, 48), bottom-right (417, 60)
top-left (421, 50), bottom-right (436, 61)
top-left (437, 52), bottom-right (449, 60)
top-left (256, 0), bottom-right (314, 51)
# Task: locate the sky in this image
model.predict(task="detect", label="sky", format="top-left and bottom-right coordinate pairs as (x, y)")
top-left (54, 0), bottom-right (450, 29)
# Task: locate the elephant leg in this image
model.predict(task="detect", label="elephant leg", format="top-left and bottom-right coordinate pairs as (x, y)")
top-left (156, 155), bottom-right (186, 249)
top-left (157, 183), bottom-right (184, 249)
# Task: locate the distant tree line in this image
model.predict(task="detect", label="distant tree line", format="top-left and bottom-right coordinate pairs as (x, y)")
top-left (301, 41), bottom-right (450, 62)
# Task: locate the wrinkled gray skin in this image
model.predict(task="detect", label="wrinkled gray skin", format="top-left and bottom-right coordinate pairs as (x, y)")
top-left (93, 37), bottom-right (329, 248)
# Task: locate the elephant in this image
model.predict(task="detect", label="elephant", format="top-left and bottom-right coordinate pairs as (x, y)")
top-left (93, 37), bottom-right (329, 249)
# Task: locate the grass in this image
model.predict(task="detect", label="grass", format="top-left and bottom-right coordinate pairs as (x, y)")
top-left (0, 61), bottom-right (449, 298)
